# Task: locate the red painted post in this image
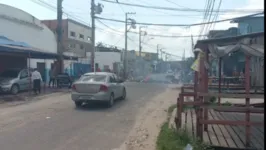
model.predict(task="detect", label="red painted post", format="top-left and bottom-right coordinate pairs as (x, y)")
top-left (218, 58), bottom-right (222, 105)
top-left (203, 51), bottom-right (209, 131)
top-left (177, 97), bottom-right (182, 129)
top-left (181, 87), bottom-right (184, 112)
top-left (197, 51), bottom-right (204, 140)
top-left (245, 55), bottom-right (251, 147)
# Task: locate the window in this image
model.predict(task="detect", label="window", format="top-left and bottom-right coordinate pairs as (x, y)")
top-left (79, 34), bottom-right (84, 39)
top-left (87, 36), bottom-right (91, 41)
top-left (69, 44), bottom-right (75, 48)
top-left (80, 44), bottom-right (84, 49)
top-left (0, 69), bottom-right (19, 78)
top-left (109, 75), bottom-right (116, 83)
top-left (70, 31), bottom-right (76, 37)
top-left (80, 75), bottom-right (107, 82)
top-left (20, 70), bottom-right (29, 79)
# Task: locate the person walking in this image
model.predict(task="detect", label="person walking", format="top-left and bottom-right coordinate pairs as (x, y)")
top-left (49, 66), bottom-right (56, 87)
top-left (32, 68), bottom-right (42, 94)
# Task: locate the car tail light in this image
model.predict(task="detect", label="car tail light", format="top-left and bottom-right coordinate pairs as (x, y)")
top-left (72, 84), bottom-right (76, 91)
top-left (99, 84), bottom-right (108, 92)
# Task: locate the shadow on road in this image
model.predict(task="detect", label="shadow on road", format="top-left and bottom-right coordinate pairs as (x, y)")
top-left (74, 98), bottom-right (128, 111)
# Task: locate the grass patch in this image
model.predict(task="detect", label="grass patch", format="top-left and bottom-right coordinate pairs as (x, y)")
top-left (157, 105), bottom-right (213, 150)
top-left (167, 104), bottom-right (177, 116)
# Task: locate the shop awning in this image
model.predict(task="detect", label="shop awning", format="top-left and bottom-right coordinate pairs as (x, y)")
top-left (0, 36), bottom-right (78, 60)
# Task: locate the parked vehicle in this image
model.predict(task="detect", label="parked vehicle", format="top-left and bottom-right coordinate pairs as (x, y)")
top-left (56, 73), bottom-right (72, 88)
top-left (0, 68), bottom-right (33, 94)
top-left (71, 72), bottom-right (126, 108)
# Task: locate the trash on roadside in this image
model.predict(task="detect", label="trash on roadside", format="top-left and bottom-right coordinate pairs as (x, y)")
top-left (184, 144), bottom-right (193, 150)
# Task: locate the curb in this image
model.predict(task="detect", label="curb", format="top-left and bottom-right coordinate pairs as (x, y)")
top-left (169, 108), bottom-right (177, 129)
top-left (0, 91), bottom-right (69, 107)
top-left (25, 91), bottom-right (69, 101)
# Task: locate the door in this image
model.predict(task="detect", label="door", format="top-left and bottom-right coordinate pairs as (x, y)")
top-left (109, 75), bottom-right (119, 99)
top-left (114, 74), bottom-right (123, 97)
top-left (37, 62), bottom-right (45, 82)
top-left (18, 69), bottom-right (30, 91)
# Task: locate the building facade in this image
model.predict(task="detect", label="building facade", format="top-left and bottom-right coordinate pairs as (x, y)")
top-left (0, 4), bottom-right (58, 82)
top-left (42, 19), bottom-right (92, 58)
top-left (231, 15), bottom-right (264, 35)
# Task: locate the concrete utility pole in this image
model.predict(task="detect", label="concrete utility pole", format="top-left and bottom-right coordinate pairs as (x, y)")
top-left (138, 26), bottom-right (147, 57)
top-left (157, 44), bottom-right (159, 61)
top-left (160, 49), bottom-right (163, 61)
top-left (91, 1), bottom-right (103, 73)
top-left (138, 26), bottom-right (142, 57)
top-left (91, 0), bottom-right (96, 73)
top-left (123, 12), bottom-right (136, 79)
top-left (57, 0), bottom-right (63, 73)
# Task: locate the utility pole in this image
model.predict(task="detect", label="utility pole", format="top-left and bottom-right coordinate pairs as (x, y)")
top-left (138, 26), bottom-right (147, 57)
top-left (160, 49), bottom-right (163, 61)
top-left (57, 0), bottom-right (63, 73)
top-left (156, 44), bottom-right (159, 61)
top-left (91, 1), bottom-right (103, 73)
top-left (91, 0), bottom-right (96, 73)
top-left (124, 13), bottom-right (128, 79)
top-left (123, 12), bottom-right (136, 79)
top-left (138, 26), bottom-right (142, 57)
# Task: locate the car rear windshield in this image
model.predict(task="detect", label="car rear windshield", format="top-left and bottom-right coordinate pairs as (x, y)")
top-left (80, 75), bottom-right (107, 82)
top-left (0, 70), bottom-right (19, 78)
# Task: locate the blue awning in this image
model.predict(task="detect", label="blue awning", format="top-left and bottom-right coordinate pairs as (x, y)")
top-left (0, 35), bottom-right (78, 60)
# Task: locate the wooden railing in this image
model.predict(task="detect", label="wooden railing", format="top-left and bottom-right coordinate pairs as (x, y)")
top-left (175, 84), bottom-right (264, 147)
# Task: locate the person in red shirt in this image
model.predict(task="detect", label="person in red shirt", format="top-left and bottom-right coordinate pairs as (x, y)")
top-left (96, 68), bottom-right (101, 72)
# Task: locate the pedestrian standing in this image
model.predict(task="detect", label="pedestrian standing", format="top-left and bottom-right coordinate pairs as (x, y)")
top-left (32, 68), bottom-right (42, 94)
top-left (49, 66), bottom-right (56, 87)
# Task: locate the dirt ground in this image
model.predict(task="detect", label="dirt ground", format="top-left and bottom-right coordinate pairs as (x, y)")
top-left (114, 88), bottom-right (179, 150)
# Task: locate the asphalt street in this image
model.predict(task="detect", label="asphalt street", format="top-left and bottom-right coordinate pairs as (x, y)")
top-left (0, 82), bottom-right (168, 150)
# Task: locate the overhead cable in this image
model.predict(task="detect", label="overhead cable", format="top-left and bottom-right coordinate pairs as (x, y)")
top-left (97, 19), bottom-right (207, 38)
top-left (95, 12), bottom-right (264, 27)
top-left (100, 0), bottom-right (263, 13)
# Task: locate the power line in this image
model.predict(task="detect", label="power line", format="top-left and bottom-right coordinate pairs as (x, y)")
top-left (164, 0), bottom-right (194, 10)
top-left (100, 0), bottom-right (263, 13)
top-left (210, 0), bottom-right (223, 30)
top-left (202, 0), bottom-right (216, 39)
top-left (95, 12), bottom-right (264, 27)
top-left (31, 0), bottom-right (91, 26)
top-left (97, 19), bottom-right (208, 38)
top-left (198, 0), bottom-right (211, 40)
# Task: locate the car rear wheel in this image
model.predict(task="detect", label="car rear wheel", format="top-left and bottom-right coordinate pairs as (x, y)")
top-left (11, 84), bottom-right (19, 95)
top-left (75, 101), bottom-right (83, 108)
top-left (107, 93), bottom-right (114, 108)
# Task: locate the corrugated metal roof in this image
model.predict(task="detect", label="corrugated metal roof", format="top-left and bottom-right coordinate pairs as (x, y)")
top-left (0, 35), bottom-right (31, 47)
top-left (0, 36), bottom-right (78, 60)
top-left (208, 43), bottom-right (264, 58)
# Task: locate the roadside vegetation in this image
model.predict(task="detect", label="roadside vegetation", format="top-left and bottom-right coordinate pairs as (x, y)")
top-left (156, 104), bottom-right (213, 150)
top-left (209, 97), bottom-right (232, 106)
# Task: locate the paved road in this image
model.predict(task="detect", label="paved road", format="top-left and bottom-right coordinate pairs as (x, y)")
top-left (0, 82), bottom-right (168, 150)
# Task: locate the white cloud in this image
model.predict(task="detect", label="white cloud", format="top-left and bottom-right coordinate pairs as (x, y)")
top-left (96, 0), bottom-right (263, 59)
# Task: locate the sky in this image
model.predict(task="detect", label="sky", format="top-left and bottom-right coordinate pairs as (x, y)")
top-left (0, 0), bottom-right (264, 60)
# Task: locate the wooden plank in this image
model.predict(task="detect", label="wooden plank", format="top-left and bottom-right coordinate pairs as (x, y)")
top-left (207, 110), bottom-right (227, 147)
top-left (215, 111), bottom-right (245, 148)
top-left (209, 110), bottom-right (237, 148)
top-left (206, 106), bottom-right (264, 114)
top-left (230, 113), bottom-right (264, 149)
top-left (204, 110), bottom-right (219, 146)
top-left (197, 92), bottom-right (264, 99)
top-left (219, 112), bottom-right (255, 148)
top-left (181, 112), bottom-right (187, 131)
top-left (191, 109), bottom-right (197, 137)
top-left (233, 113), bottom-right (264, 139)
top-left (186, 109), bottom-right (195, 139)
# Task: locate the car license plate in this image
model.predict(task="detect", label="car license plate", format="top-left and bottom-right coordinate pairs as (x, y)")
top-left (79, 96), bottom-right (92, 100)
